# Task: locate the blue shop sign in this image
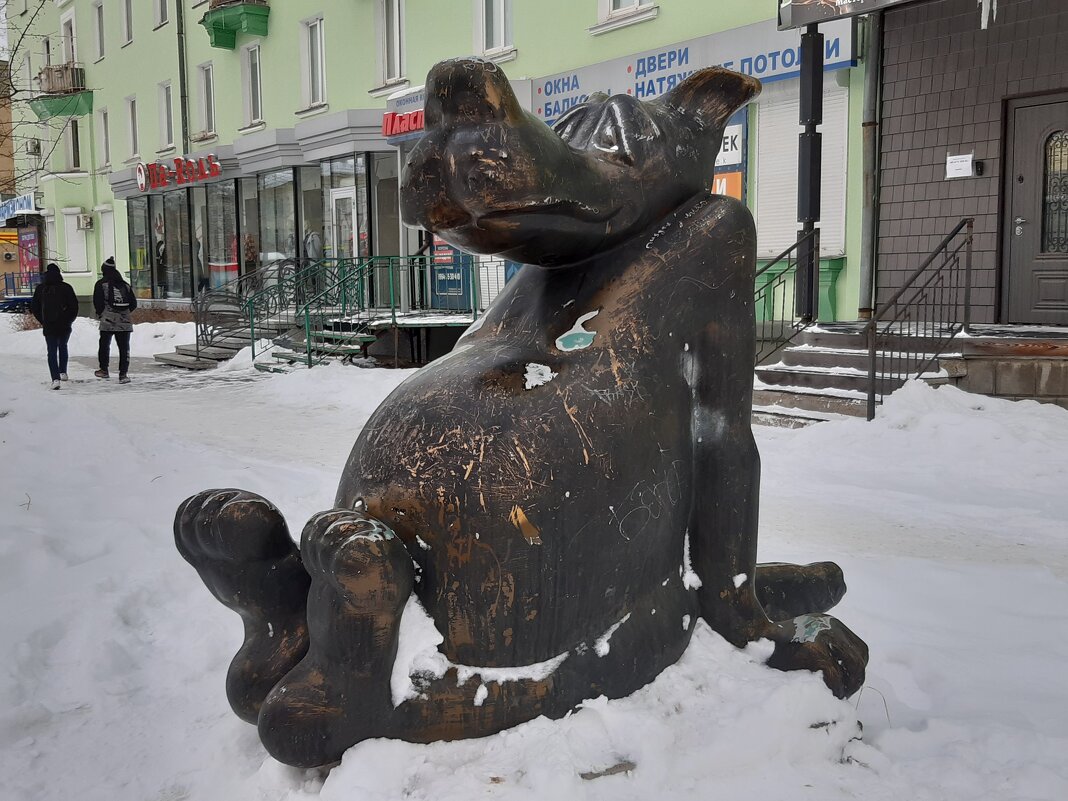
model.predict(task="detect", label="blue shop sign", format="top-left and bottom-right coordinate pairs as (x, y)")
top-left (431, 243), bottom-right (474, 310)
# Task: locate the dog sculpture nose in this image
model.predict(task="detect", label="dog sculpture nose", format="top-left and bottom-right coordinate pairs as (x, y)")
top-left (423, 58), bottom-right (525, 128)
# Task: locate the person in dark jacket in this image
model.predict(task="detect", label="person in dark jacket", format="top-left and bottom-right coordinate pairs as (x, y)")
top-left (92, 256), bottom-right (137, 384)
top-left (30, 263), bottom-right (80, 390)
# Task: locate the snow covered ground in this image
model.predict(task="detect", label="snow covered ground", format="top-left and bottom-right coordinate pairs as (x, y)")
top-left (1, 317), bottom-right (1066, 801)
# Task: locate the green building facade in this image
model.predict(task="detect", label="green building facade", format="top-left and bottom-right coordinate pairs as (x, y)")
top-left (6, 0), bottom-right (872, 320)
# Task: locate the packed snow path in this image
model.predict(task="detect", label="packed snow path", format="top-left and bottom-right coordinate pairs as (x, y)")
top-left (1, 319), bottom-right (1067, 801)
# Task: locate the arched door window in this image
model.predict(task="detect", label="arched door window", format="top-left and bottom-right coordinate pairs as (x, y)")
top-left (1043, 131), bottom-right (1068, 254)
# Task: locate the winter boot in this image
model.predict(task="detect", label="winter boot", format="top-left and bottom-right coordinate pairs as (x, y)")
top-left (95, 369), bottom-right (110, 379)
top-left (119, 374), bottom-right (131, 385)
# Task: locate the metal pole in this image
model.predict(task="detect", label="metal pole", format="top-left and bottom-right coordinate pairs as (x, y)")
top-left (866, 320), bottom-right (877, 421)
top-left (963, 218), bottom-right (974, 334)
top-left (858, 11), bottom-right (883, 320)
top-left (796, 23), bottom-right (824, 321)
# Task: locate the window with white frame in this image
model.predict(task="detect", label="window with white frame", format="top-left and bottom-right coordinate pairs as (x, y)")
top-left (122, 0), bottom-right (134, 45)
top-left (754, 80), bottom-right (849, 258)
top-left (593, 0), bottom-right (657, 33)
top-left (479, 0), bottom-right (513, 56)
top-left (199, 64), bottom-right (216, 134)
top-left (155, 0), bottom-right (169, 27)
top-left (127, 96), bottom-right (139, 157)
top-left (380, 0), bottom-right (404, 84)
top-left (42, 37), bottom-right (52, 66)
top-left (61, 12), bottom-right (76, 62)
top-left (303, 17), bottom-right (327, 108)
top-left (244, 45), bottom-right (263, 125)
top-left (158, 82), bottom-right (174, 149)
top-left (93, 1), bottom-right (105, 60)
top-left (67, 119), bottom-right (82, 171)
top-left (98, 108), bottom-right (111, 166)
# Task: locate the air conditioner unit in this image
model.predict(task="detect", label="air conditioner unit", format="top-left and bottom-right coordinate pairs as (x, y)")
top-left (27, 139), bottom-right (41, 156)
top-left (77, 214), bottom-right (94, 230)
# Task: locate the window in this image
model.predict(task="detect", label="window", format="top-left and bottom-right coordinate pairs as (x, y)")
top-left (127, 96), bottom-right (139, 157)
top-left (61, 13), bottom-right (76, 62)
top-left (67, 119), bottom-right (81, 171)
top-left (122, 0), bottom-right (134, 45)
top-left (42, 37), bottom-right (52, 66)
top-left (244, 46), bottom-right (263, 125)
top-left (303, 17), bottom-right (327, 107)
top-left (155, 0), bottom-right (169, 27)
top-left (93, 1), bottom-right (105, 60)
top-left (480, 0), bottom-right (513, 55)
top-left (98, 108), bottom-right (110, 165)
top-left (592, 0), bottom-right (657, 34)
top-left (1043, 131), bottom-right (1068, 254)
top-left (200, 64), bottom-right (216, 134)
top-left (754, 81), bottom-right (849, 258)
top-left (159, 82), bottom-right (174, 148)
top-left (381, 0), bottom-right (404, 84)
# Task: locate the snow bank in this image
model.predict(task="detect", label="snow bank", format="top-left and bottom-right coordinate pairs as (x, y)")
top-left (0, 364), bottom-right (1066, 800)
top-left (0, 316), bottom-right (194, 357)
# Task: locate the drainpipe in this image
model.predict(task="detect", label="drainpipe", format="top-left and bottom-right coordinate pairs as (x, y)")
top-left (858, 11), bottom-right (883, 320)
top-left (176, 0), bottom-right (191, 155)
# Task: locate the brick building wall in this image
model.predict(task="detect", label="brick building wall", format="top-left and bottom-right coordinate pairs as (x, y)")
top-left (877, 0), bottom-right (1068, 322)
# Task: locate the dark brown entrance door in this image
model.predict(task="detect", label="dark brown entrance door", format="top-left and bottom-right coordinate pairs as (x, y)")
top-left (1003, 95), bottom-right (1068, 325)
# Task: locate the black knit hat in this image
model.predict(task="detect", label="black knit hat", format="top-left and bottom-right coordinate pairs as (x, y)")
top-left (45, 263), bottom-right (61, 275)
top-left (102, 256), bottom-right (117, 271)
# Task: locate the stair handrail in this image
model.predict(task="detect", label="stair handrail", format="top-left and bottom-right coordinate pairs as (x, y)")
top-left (193, 257), bottom-right (301, 358)
top-left (244, 258), bottom-right (351, 359)
top-left (298, 256), bottom-right (394, 367)
top-left (754, 229), bottom-right (820, 365)
top-left (864, 217), bottom-right (974, 420)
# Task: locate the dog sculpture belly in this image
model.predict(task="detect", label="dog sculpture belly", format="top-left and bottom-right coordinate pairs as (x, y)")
top-left (338, 227), bottom-right (708, 666)
top-left (175, 57), bottom-right (869, 769)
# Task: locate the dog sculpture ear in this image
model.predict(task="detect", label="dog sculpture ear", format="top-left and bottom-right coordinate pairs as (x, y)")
top-left (424, 57), bottom-right (526, 129)
top-left (658, 67), bottom-right (761, 132)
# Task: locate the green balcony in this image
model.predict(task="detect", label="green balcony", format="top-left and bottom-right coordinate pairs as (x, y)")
top-left (29, 90), bottom-right (93, 121)
top-left (200, 1), bottom-right (270, 50)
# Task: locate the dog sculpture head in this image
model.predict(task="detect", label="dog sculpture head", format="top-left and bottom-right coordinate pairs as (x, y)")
top-left (400, 58), bottom-right (760, 267)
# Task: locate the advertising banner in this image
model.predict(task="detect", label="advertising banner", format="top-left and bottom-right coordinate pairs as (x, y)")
top-left (534, 17), bottom-right (854, 125)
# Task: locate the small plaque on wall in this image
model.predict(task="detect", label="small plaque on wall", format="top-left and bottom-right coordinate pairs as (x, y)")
top-left (945, 153), bottom-right (974, 179)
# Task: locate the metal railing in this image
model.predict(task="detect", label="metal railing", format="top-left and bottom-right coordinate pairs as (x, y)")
top-left (296, 255), bottom-right (509, 367)
top-left (192, 258), bottom-right (301, 357)
top-left (865, 218), bottom-right (974, 420)
top-left (244, 258), bottom-right (355, 358)
top-left (3, 270), bottom-right (43, 297)
top-left (754, 229), bottom-right (820, 365)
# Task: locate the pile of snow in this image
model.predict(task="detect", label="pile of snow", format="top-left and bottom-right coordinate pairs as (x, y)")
top-left (0, 316), bottom-right (194, 358)
top-left (1, 337), bottom-right (1066, 801)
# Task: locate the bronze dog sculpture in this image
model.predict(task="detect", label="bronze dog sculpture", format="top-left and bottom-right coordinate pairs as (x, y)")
top-left (176, 58), bottom-right (868, 769)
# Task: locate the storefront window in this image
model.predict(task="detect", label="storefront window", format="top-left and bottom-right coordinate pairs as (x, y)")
top-left (127, 196), bottom-right (152, 298)
top-left (162, 190), bottom-right (192, 298)
top-left (207, 181), bottom-right (239, 286)
top-left (298, 166), bottom-right (324, 261)
top-left (149, 194), bottom-right (166, 296)
top-left (258, 168), bottom-right (297, 264)
top-left (239, 177), bottom-right (260, 274)
top-left (372, 152), bottom-right (399, 256)
top-left (191, 186), bottom-right (209, 292)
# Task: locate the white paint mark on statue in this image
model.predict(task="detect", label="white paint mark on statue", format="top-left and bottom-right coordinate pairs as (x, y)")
top-left (524, 363), bottom-right (558, 389)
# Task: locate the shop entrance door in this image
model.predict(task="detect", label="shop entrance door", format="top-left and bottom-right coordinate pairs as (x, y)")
top-left (330, 188), bottom-right (357, 260)
top-left (1003, 94), bottom-right (1068, 324)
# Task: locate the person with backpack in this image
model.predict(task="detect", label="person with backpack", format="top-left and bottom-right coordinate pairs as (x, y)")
top-left (92, 256), bottom-right (137, 384)
top-left (30, 263), bottom-right (80, 390)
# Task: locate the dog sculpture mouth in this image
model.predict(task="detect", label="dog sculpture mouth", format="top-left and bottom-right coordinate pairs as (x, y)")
top-left (475, 199), bottom-right (617, 225)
